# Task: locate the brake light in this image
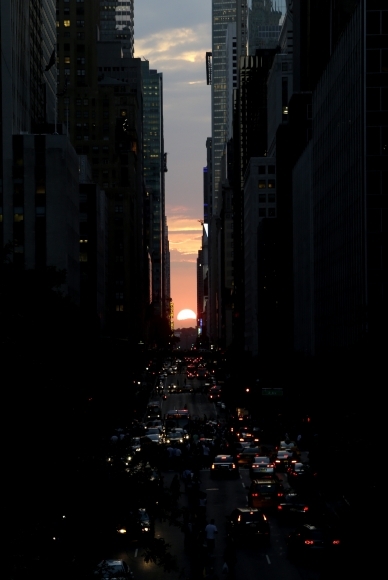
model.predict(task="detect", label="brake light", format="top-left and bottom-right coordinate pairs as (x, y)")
top-left (277, 492), bottom-right (284, 497)
top-left (252, 493), bottom-right (259, 497)
top-left (303, 507), bottom-right (309, 511)
top-left (332, 540), bottom-right (341, 545)
top-left (277, 505), bottom-right (283, 510)
top-left (305, 540), bottom-right (314, 545)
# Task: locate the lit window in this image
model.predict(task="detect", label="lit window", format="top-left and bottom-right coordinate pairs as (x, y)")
top-left (64, 57), bottom-right (70, 64)
top-left (64, 20), bottom-right (70, 27)
top-left (258, 180), bottom-right (266, 189)
top-left (268, 180), bottom-right (275, 188)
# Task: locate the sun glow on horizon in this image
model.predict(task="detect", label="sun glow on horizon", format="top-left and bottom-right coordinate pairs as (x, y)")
top-left (177, 309), bottom-right (197, 321)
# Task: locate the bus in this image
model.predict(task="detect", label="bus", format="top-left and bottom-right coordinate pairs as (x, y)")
top-left (164, 409), bottom-right (190, 431)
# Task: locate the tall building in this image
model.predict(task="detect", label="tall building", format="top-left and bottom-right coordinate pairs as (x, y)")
top-left (211, 0), bottom-right (238, 216)
top-left (99, 0), bottom-right (134, 57)
top-left (141, 61), bottom-right (166, 321)
top-left (248, 0), bottom-right (285, 54)
top-left (1, 0), bottom-right (57, 247)
top-left (292, 0), bottom-right (387, 356)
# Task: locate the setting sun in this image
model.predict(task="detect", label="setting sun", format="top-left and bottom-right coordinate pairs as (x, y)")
top-left (177, 309), bottom-right (197, 321)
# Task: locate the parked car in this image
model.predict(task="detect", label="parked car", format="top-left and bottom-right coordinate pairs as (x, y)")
top-left (94, 559), bottom-right (134, 579)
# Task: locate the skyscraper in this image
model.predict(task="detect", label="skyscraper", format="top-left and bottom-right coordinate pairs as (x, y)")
top-left (99, 0), bottom-right (134, 57)
top-left (211, 0), bottom-right (238, 216)
top-left (142, 61), bottom-right (166, 320)
top-left (1, 0), bottom-right (57, 247)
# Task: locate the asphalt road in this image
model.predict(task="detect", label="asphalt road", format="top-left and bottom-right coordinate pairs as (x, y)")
top-left (105, 377), bottom-right (352, 580)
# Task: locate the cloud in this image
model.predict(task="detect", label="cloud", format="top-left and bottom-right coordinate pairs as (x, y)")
top-left (167, 209), bottom-right (202, 259)
top-left (135, 23), bottom-right (210, 73)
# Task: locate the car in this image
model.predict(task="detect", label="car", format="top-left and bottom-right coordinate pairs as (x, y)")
top-left (208, 386), bottom-right (222, 401)
top-left (287, 462), bottom-right (318, 490)
top-left (114, 507), bottom-right (153, 543)
top-left (247, 477), bottom-right (284, 509)
top-left (211, 455), bottom-right (239, 478)
top-left (164, 428), bottom-right (187, 445)
top-left (226, 507), bottom-right (270, 543)
top-left (287, 523), bottom-right (342, 561)
top-left (146, 402), bottom-right (161, 420)
top-left (273, 449), bottom-right (292, 471)
top-left (250, 456), bottom-right (275, 478)
top-left (236, 446), bottom-right (262, 466)
top-left (277, 492), bottom-right (313, 523)
top-left (94, 559), bottom-right (134, 579)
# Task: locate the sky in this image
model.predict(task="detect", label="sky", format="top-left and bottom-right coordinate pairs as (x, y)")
top-left (134, 1), bottom-right (211, 329)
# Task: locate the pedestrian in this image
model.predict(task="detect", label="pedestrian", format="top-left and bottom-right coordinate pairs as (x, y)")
top-left (204, 518), bottom-right (218, 554)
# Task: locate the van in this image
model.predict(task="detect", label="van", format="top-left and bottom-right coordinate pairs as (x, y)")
top-left (146, 402), bottom-right (161, 419)
top-left (247, 477), bottom-right (284, 510)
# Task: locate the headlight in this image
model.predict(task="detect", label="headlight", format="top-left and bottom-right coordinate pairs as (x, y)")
top-left (117, 528), bottom-right (127, 534)
top-left (142, 527), bottom-right (149, 532)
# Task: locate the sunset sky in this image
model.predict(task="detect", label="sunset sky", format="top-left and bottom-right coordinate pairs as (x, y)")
top-left (134, 1), bottom-right (211, 329)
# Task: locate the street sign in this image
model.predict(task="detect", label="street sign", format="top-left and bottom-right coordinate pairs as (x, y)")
top-left (262, 388), bottom-right (283, 396)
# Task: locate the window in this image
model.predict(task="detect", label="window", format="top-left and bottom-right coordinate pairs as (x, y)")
top-left (258, 166), bottom-right (266, 174)
top-left (268, 193), bottom-right (276, 203)
top-left (268, 179), bottom-right (275, 189)
top-left (259, 208), bottom-right (266, 217)
top-left (258, 180), bottom-right (266, 189)
top-left (268, 208), bottom-right (276, 217)
top-left (268, 165), bottom-right (275, 174)
top-left (259, 194), bottom-right (266, 203)
top-left (64, 20), bottom-right (70, 27)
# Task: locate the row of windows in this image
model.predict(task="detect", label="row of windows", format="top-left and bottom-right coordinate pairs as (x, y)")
top-left (259, 208), bottom-right (276, 217)
top-left (258, 165), bottom-right (275, 174)
top-left (259, 193), bottom-right (276, 203)
top-left (258, 179), bottom-right (275, 189)
top-left (57, 20), bottom-right (85, 28)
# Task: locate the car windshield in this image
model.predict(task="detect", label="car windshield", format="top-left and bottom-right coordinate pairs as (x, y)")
top-left (255, 457), bottom-right (270, 463)
top-left (254, 483), bottom-right (277, 492)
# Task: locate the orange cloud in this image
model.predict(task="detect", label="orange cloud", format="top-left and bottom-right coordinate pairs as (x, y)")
top-left (167, 209), bottom-right (202, 259)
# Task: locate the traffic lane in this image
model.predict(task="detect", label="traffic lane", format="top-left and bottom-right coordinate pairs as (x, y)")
top-left (239, 467), bottom-right (349, 580)
top-left (232, 468), bottom-right (326, 580)
top-left (162, 392), bottom-right (218, 422)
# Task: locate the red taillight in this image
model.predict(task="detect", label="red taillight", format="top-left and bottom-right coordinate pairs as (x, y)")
top-left (332, 540), bottom-right (341, 545)
top-left (277, 492), bottom-right (284, 497)
top-left (303, 506), bottom-right (309, 511)
top-left (305, 540), bottom-right (314, 545)
top-left (277, 505), bottom-right (283, 510)
top-left (252, 493), bottom-right (259, 497)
